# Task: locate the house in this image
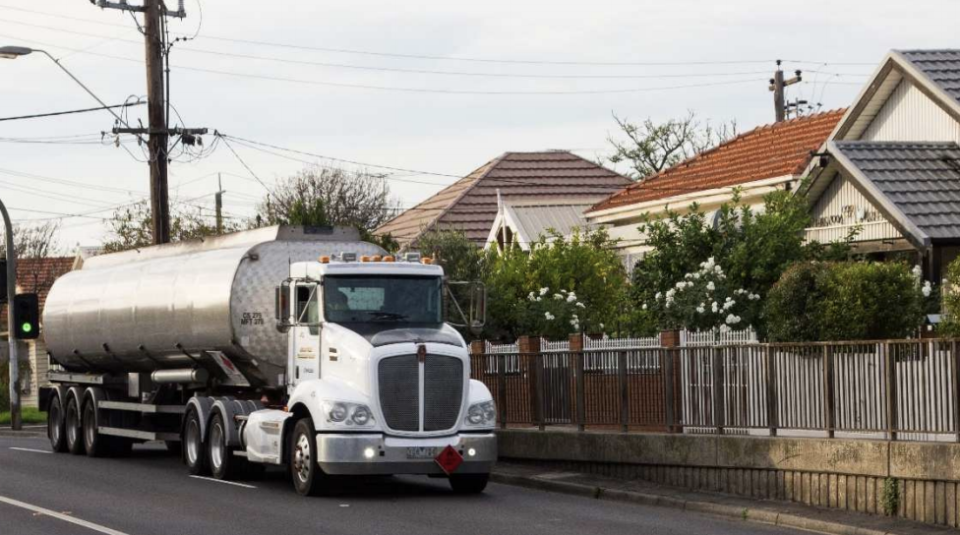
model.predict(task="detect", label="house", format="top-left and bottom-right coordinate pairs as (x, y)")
top-left (375, 151), bottom-right (632, 250)
top-left (486, 194), bottom-right (604, 252)
top-left (585, 111), bottom-right (845, 269)
top-left (802, 49), bottom-right (960, 281)
top-left (1, 256), bottom-right (74, 409)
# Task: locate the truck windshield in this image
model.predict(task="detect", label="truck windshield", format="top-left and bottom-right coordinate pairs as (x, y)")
top-left (323, 276), bottom-right (442, 324)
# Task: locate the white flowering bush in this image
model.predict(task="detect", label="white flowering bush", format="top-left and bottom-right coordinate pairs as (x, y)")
top-left (644, 257), bottom-right (759, 333)
top-left (524, 287), bottom-right (589, 339)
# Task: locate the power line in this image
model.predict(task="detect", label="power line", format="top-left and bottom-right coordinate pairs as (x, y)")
top-left (0, 101), bottom-right (145, 122)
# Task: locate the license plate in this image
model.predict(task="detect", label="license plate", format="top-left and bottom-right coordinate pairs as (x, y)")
top-left (406, 446), bottom-right (438, 459)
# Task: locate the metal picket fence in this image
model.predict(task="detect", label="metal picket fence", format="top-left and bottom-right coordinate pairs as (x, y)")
top-left (469, 338), bottom-right (960, 442)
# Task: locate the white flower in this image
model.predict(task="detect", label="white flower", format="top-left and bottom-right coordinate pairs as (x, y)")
top-left (528, 292), bottom-right (536, 301)
top-left (711, 301), bottom-right (719, 313)
top-left (714, 265), bottom-right (723, 275)
top-left (655, 292), bottom-right (662, 299)
top-left (735, 289), bottom-right (746, 295)
top-left (599, 323), bottom-right (605, 329)
top-left (685, 273), bottom-right (693, 280)
top-left (693, 272), bottom-right (701, 280)
top-left (665, 289), bottom-right (676, 299)
top-left (706, 281), bottom-right (716, 291)
top-left (922, 281), bottom-right (932, 297)
top-left (576, 302), bottom-right (586, 309)
top-left (642, 303), bottom-right (648, 310)
top-left (912, 265), bottom-right (923, 279)
top-left (566, 293), bottom-right (577, 303)
top-left (725, 314), bottom-right (741, 325)
top-left (544, 312), bottom-right (555, 321)
top-left (571, 314), bottom-right (579, 321)
top-left (724, 300), bottom-right (735, 311)
top-left (536, 296), bottom-right (542, 302)
top-left (749, 293), bottom-right (760, 301)
top-left (569, 319), bottom-right (578, 327)
top-left (539, 287), bottom-right (549, 296)
top-left (696, 305), bottom-right (706, 314)
top-left (554, 293), bottom-right (564, 300)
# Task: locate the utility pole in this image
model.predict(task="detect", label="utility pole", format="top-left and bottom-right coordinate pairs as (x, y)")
top-left (0, 197), bottom-right (19, 431)
top-left (91, 0), bottom-right (206, 245)
top-left (215, 173), bottom-right (224, 235)
top-left (769, 60), bottom-right (802, 122)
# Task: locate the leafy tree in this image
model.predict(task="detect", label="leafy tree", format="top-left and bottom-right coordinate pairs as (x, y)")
top-left (607, 111), bottom-right (737, 180)
top-left (416, 229), bottom-right (485, 282)
top-left (631, 189), bottom-right (852, 337)
top-left (255, 166), bottom-right (399, 234)
top-left (102, 200), bottom-right (240, 253)
top-left (0, 221), bottom-right (60, 259)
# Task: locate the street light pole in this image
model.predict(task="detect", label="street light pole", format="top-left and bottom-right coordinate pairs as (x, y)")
top-left (0, 198), bottom-right (19, 431)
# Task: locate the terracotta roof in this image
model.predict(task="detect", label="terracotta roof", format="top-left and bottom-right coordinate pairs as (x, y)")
top-left (588, 110), bottom-right (846, 214)
top-left (0, 257), bottom-right (73, 329)
top-left (375, 151), bottom-right (632, 247)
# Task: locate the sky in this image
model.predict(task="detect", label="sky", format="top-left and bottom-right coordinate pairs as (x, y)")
top-left (0, 0), bottom-right (957, 252)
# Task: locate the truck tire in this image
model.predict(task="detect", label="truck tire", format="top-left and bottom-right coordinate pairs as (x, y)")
top-left (82, 398), bottom-right (109, 458)
top-left (290, 418), bottom-right (326, 497)
top-left (449, 474), bottom-right (489, 494)
top-left (47, 394), bottom-right (68, 453)
top-left (208, 413), bottom-right (240, 480)
top-left (183, 408), bottom-right (208, 476)
top-left (64, 394), bottom-right (85, 455)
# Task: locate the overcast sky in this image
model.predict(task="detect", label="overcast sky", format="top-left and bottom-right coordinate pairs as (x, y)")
top-left (0, 0), bottom-right (957, 251)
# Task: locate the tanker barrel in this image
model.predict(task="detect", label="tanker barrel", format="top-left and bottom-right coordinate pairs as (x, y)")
top-left (151, 368), bottom-right (209, 385)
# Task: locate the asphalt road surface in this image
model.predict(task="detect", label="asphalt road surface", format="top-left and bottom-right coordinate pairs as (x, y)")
top-left (0, 435), bottom-right (806, 535)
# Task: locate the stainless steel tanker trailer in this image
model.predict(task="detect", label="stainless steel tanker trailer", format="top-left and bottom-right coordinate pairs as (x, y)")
top-left (39, 226), bottom-right (496, 496)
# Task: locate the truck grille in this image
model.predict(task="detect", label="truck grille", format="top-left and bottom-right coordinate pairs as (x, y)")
top-left (378, 354), bottom-right (463, 433)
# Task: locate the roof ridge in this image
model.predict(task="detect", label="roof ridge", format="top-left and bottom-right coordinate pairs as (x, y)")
top-left (418, 152), bottom-right (510, 235)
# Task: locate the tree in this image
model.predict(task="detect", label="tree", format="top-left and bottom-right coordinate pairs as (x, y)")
top-left (102, 200), bottom-right (240, 253)
top-left (607, 111), bottom-right (737, 181)
top-left (416, 229), bottom-right (485, 283)
top-left (255, 166), bottom-right (399, 233)
top-left (0, 221), bottom-right (60, 259)
top-left (631, 189), bottom-right (852, 337)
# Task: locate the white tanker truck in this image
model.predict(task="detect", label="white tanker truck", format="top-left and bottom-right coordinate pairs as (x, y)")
top-left (39, 226), bottom-right (496, 496)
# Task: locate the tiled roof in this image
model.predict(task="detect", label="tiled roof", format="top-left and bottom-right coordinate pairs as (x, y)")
top-left (375, 152), bottom-right (631, 247)
top-left (0, 257), bottom-right (73, 329)
top-left (588, 110), bottom-right (845, 214)
top-left (898, 49), bottom-right (960, 105)
top-left (833, 141), bottom-right (960, 241)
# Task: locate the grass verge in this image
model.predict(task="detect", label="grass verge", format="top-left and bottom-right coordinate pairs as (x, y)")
top-left (0, 408), bottom-right (47, 425)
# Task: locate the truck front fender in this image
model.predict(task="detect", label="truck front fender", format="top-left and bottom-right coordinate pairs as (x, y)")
top-left (286, 378), bottom-right (380, 433)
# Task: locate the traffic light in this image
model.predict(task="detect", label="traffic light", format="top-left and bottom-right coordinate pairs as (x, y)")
top-left (13, 293), bottom-right (39, 340)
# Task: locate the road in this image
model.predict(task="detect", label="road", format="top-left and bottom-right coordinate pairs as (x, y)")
top-left (0, 435), bottom-right (806, 535)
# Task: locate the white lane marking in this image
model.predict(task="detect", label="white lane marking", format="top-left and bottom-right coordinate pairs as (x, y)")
top-left (0, 495), bottom-right (132, 535)
top-left (9, 447), bottom-right (52, 454)
top-left (188, 475), bottom-right (257, 489)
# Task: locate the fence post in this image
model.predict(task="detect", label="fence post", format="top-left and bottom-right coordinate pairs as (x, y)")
top-left (619, 350), bottom-right (629, 433)
top-left (766, 344), bottom-right (778, 437)
top-left (570, 333), bottom-right (586, 432)
top-left (519, 336), bottom-right (543, 431)
top-left (823, 345), bottom-right (835, 438)
top-left (498, 354), bottom-right (508, 429)
top-left (712, 346), bottom-right (725, 435)
top-left (885, 342), bottom-right (898, 441)
top-left (660, 330), bottom-right (680, 433)
top-left (952, 341), bottom-right (960, 443)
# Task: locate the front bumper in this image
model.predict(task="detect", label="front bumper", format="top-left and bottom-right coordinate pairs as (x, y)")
top-left (315, 432), bottom-right (497, 475)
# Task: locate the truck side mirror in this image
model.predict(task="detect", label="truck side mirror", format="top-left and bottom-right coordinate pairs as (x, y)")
top-left (275, 283), bottom-right (291, 332)
top-left (444, 281), bottom-right (486, 336)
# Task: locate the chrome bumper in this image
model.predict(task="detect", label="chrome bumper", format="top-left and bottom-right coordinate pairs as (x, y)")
top-left (315, 432), bottom-right (497, 475)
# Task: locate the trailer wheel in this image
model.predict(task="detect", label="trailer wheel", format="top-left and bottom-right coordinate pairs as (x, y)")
top-left (208, 413), bottom-right (240, 481)
top-left (65, 394), bottom-right (85, 455)
top-left (82, 398), bottom-right (109, 458)
top-left (449, 474), bottom-right (490, 494)
top-left (290, 418), bottom-right (326, 497)
top-left (183, 408), bottom-right (208, 475)
top-left (48, 394), bottom-right (68, 453)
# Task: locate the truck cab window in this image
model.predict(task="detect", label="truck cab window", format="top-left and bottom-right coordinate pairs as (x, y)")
top-left (295, 284), bottom-right (320, 334)
top-left (323, 276), bottom-right (442, 325)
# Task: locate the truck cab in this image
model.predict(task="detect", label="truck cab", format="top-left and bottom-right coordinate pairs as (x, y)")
top-left (244, 252), bottom-right (496, 495)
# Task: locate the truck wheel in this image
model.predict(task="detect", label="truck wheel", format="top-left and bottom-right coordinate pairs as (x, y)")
top-left (183, 408), bottom-right (208, 476)
top-left (82, 398), bottom-right (109, 458)
top-left (47, 394), bottom-right (68, 453)
top-left (290, 418), bottom-right (325, 497)
top-left (208, 413), bottom-right (240, 480)
top-left (65, 394), bottom-right (85, 455)
top-left (449, 474), bottom-right (490, 494)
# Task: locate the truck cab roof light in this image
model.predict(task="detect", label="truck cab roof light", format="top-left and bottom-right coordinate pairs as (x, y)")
top-left (319, 255), bottom-right (331, 264)
top-left (360, 255), bottom-right (371, 263)
top-left (371, 255), bottom-right (382, 262)
top-left (403, 252), bottom-right (422, 263)
top-left (337, 252), bottom-right (357, 262)
top-left (383, 255), bottom-right (395, 263)
top-left (422, 257), bottom-right (435, 265)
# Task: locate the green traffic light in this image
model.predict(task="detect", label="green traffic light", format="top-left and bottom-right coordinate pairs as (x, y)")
top-left (21, 322), bottom-right (32, 334)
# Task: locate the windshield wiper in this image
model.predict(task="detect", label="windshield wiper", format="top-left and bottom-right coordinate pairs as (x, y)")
top-left (368, 311), bottom-right (409, 321)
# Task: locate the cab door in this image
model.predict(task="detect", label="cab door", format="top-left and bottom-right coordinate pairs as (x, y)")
top-left (291, 281), bottom-right (321, 387)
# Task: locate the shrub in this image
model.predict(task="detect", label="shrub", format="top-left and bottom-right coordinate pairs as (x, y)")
top-left (940, 257), bottom-right (960, 337)
top-left (765, 261), bottom-right (926, 342)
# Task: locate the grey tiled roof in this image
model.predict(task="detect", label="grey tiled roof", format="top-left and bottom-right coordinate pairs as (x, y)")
top-left (898, 49), bottom-right (960, 105)
top-left (834, 141), bottom-right (960, 240)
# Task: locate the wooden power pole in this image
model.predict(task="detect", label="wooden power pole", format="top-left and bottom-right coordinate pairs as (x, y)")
top-left (215, 173), bottom-right (224, 234)
top-left (769, 60), bottom-right (802, 123)
top-left (91, 0), bottom-right (206, 245)
top-left (144, 0), bottom-right (170, 244)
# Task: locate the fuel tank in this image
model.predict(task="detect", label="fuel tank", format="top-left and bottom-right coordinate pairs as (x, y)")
top-left (42, 226), bottom-right (385, 388)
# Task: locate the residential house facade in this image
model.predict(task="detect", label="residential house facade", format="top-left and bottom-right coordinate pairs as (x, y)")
top-left (802, 49), bottom-right (960, 282)
top-left (586, 111), bottom-right (844, 269)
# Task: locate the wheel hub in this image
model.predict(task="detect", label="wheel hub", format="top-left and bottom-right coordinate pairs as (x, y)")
top-left (293, 434), bottom-right (311, 483)
top-left (186, 420), bottom-right (201, 465)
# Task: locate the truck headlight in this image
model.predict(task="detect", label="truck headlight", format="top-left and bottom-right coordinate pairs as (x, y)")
top-left (323, 401), bottom-right (376, 428)
top-left (464, 400), bottom-right (496, 428)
